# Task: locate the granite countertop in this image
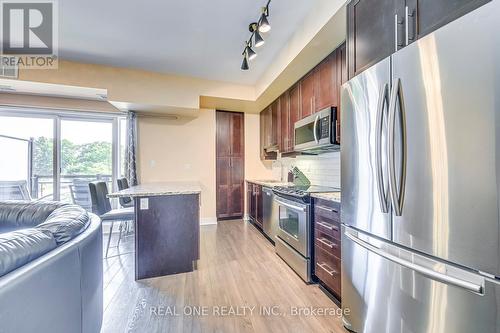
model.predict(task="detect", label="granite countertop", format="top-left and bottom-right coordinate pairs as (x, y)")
top-left (311, 192), bottom-right (341, 203)
top-left (108, 181), bottom-right (201, 198)
top-left (246, 179), bottom-right (293, 187)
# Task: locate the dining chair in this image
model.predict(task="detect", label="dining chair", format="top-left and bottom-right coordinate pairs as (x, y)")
top-left (116, 178), bottom-right (134, 208)
top-left (88, 181), bottom-right (134, 258)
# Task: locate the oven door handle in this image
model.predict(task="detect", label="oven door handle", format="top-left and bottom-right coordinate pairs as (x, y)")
top-left (275, 198), bottom-right (307, 212)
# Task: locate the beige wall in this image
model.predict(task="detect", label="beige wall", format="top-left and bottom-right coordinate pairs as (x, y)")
top-left (137, 109), bottom-right (217, 223)
top-left (137, 110), bottom-right (273, 223)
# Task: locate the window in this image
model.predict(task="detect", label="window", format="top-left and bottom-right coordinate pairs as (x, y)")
top-left (0, 108), bottom-right (126, 210)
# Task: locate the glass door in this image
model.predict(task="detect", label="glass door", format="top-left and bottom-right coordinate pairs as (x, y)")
top-left (59, 118), bottom-right (113, 209)
top-left (276, 197), bottom-right (309, 257)
top-left (0, 115), bottom-right (55, 201)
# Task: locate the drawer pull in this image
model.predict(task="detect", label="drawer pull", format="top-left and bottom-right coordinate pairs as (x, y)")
top-left (317, 262), bottom-right (337, 276)
top-left (316, 205), bottom-right (339, 214)
top-left (317, 221), bottom-right (339, 231)
top-left (317, 237), bottom-right (337, 249)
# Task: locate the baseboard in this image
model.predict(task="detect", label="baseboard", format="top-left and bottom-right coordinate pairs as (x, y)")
top-left (200, 217), bottom-right (217, 225)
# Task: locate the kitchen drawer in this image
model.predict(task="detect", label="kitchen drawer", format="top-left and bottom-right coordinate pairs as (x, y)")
top-left (315, 228), bottom-right (341, 258)
top-left (314, 199), bottom-right (340, 222)
top-left (315, 245), bottom-right (341, 296)
top-left (314, 213), bottom-right (341, 241)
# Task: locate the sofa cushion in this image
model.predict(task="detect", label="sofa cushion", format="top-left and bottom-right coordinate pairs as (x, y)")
top-left (0, 201), bottom-right (67, 232)
top-left (0, 228), bottom-right (57, 277)
top-left (37, 205), bottom-right (90, 245)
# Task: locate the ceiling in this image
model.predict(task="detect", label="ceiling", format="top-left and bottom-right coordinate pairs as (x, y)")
top-left (59, 0), bottom-right (317, 85)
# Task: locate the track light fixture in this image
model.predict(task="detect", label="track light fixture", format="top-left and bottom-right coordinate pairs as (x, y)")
top-left (240, 0), bottom-right (271, 70)
top-left (254, 29), bottom-right (265, 47)
top-left (241, 53), bottom-right (249, 70)
top-left (258, 7), bottom-right (271, 33)
top-left (247, 44), bottom-right (257, 61)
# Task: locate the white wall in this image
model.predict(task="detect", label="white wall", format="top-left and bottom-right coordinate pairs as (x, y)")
top-left (272, 151), bottom-right (341, 188)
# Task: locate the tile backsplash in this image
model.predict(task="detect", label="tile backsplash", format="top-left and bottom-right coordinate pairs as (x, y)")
top-left (272, 151), bottom-right (341, 188)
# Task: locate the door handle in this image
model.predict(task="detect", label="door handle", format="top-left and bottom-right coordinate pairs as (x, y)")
top-left (375, 82), bottom-right (390, 213)
top-left (313, 115), bottom-right (320, 143)
top-left (405, 6), bottom-right (409, 46)
top-left (388, 78), bottom-right (407, 216)
top-left (344, 228), bottom-right (484, 294)
top-left (394, 14), bottom-right (404, 51)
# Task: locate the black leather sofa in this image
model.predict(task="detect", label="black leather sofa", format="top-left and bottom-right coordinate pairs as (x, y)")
top-left (0, 201), bottom-right (103, 333)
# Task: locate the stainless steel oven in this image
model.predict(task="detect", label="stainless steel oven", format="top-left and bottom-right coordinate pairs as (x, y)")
top-left (294, 106), bottom-right (339, 153)
top-left (274, 195), bottom-right (311, 282)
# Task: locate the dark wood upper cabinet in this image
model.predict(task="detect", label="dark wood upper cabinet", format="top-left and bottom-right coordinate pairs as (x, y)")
top-left (316, 54), bottom-right (337, 111)
top-left (347, 0), bottom-right (489, 79)
top-left (270, 100), bottom-right (279, 147)
top-left (279, 92), bottom-right (290, 153)
top-left (289, 84), bottom-right (301, 152)
top-left (347, 0), bottom-right (403, 79)
top-left (300, 70), bottom-right (317, 118)
top-left (259, 42), bottom-right (346, 158)
top-left (216, 111), bottom-right (244, 220)
top-left (405, 0), bottom-right (489, 43)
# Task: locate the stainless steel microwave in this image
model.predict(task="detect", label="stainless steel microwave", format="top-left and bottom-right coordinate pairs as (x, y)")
top-left (294, 107), bottom-right (339, 153)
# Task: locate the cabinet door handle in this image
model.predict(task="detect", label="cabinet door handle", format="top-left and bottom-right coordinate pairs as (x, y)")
top-left (317, 262), bottom-right (337, 276)
top-left (405, 6), bottom-right (409, 46)
top-left (316, 237), bottom-right (337, 249)
top-left (394, 14), bottom-right (404, 51)
top-left (317, 221), bottom-right (339, 231)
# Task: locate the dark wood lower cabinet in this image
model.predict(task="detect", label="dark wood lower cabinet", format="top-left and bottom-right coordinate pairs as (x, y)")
top-left (246, 182), bottom-right (263, 228)
top-left (135, 194), bottom-right (200, 280)
top-left (216, 111), bottom-right (244, 220)
top-left (313, 198), bottom-right (341, 299)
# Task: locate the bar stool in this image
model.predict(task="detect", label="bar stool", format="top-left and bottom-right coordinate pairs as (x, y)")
top-left (89, 181), bottom-right (134, 258)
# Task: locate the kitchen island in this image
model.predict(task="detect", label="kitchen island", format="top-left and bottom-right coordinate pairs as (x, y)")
top-left (108, 181), bottom-right (201, 280)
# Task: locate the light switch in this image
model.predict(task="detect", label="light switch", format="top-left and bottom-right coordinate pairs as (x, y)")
top-left (149, 160), bottom-right (156, 168)
top-left (140, 198), bottom-right (149, 210)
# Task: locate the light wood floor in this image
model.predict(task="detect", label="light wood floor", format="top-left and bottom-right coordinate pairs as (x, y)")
top-left (101, 220), bottom-right (347, 333)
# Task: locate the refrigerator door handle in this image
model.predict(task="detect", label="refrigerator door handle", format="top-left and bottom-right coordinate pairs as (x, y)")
top-left (375, 82), bottom-right (390, 213)
top-left (388, 78), bottom-right (407, 216)
top-left (344, 228), bottom-right (485, 295)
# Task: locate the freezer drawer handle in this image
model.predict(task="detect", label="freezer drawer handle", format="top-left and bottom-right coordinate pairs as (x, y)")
top-left (344, 230), bottom-right (484, 294)
top-left (317, 262), bottom-right (337, 276)
top-left (316, 237), bottom-right (337, 249)
top-left (317, 221), bottom-right (339, 231)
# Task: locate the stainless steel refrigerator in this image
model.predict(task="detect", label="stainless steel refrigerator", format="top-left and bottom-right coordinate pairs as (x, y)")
top-left (340, 2), bottom-right (500, 332)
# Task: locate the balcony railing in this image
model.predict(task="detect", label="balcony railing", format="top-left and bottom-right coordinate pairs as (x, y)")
top-left (32, 174), bottom-right (112, 202)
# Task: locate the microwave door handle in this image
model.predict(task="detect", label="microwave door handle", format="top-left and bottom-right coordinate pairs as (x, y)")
top-left (375, 83), bottom-right (390, 213)
top-left (313, 115), bottom-right (320, 143)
